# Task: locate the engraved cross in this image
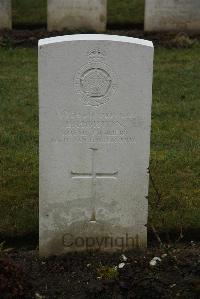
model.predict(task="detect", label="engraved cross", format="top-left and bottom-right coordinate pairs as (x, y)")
top-left (71, 148), bottom-right (118, 221)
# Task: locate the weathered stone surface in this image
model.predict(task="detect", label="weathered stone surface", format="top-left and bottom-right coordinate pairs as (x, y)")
top-left (47, 0), bottom-right (107, 32)
top-left (145, 0), bottom-right (200, 32)
top-left (0, 0), bottom-right (11, 30)
top-left (39, 35), bottom-right (154, 256)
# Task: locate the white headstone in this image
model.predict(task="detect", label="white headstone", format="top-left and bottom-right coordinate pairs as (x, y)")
top-left (0, 0), bottom-right (11, 30)
top-left (47, 0), bottom-right (107, 32)
top-left (145, 0), bottom-right (200, 32)
top-left (39, 34), bottom-right (154, 256)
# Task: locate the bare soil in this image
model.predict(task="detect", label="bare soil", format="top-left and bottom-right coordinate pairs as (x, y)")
top-left (0, 28), bottom-right (200, 48)
top-left (0, 243), bottom-right (200, 298)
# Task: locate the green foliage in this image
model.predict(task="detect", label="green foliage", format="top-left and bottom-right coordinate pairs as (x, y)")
top-left (0, 34), bottom-right (13, 49)
top-left (97, 265), bottom-right (118, 280)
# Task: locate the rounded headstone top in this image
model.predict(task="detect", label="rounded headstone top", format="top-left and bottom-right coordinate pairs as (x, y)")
top-left (38, 34), bottom-right (153, 48)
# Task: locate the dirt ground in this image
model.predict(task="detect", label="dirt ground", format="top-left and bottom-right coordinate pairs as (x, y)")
top-left (0, 242), bottom-right (199, 298)
top-left (0, 28), bottom-right (200, 49)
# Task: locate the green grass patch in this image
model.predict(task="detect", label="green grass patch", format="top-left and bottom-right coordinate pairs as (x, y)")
top-left (149, 47), bottom-right (200, 232)
top-left (0, 48), bottom-right (38, 235)
top-left (12, 0), bottom-right (144, 28)
top-left (12, 0), bottom-right (47, 28)
top-left (0, 46), bottom-right (199, 236)
top-left (108, 0), bottom-right (144, 27)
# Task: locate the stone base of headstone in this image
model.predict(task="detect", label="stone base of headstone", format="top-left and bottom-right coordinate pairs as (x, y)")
top-left (145, 0), bottom-right (200, 32)
top-left (47, 0), bottom-right (107, 32)
top-left (0, 0), bottom-right (12, 30)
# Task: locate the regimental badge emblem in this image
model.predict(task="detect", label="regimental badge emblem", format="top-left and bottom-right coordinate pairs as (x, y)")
top-left (74, 48), bottom-right (118, 107)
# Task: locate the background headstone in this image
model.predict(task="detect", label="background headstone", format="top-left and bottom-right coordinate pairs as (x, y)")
top-left (39, 35), bottom-right (154, 256)
top-left (145, 0), bottom-right (200, 32)
top-left (0, 0), bottom-right (12, 30)
top-left (47, 0), bottom-right (107, 32)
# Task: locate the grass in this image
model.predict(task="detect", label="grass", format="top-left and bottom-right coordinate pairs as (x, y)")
top-left (108, 0), bottom-right (144, 27)
top-left (12, 0), bottom-right (47, 28)
top-left (0, 45), bottom-right (199, 237)
top-left (149, 47), bottom-right (200, 232)
top-left (12, 0), bottom-right (144, 28)
top-left (0, 48), bottom-right (38, 235)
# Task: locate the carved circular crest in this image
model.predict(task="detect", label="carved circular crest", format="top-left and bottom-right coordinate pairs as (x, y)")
top-left (74, 62), bottom-right (118, 107)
